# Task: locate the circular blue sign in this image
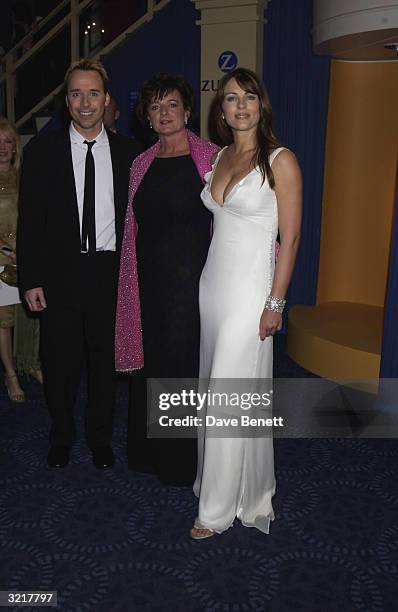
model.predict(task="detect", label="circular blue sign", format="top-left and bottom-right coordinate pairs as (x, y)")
top-left (218, 51), bottom-right (238, 73)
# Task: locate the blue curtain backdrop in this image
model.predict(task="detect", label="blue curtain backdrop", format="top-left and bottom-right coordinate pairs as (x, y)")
top-left (263, 0), bottom-right (330, 308)
top-left (103, 0), bottom-right (200, 138)
top-left (380, 177), bottom-right (398, 378)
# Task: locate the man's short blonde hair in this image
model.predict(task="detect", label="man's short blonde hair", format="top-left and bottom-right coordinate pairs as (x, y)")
top-left (64, 58), bottom-right (109, 92)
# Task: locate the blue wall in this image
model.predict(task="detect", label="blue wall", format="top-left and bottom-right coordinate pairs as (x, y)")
top-left (264, 0), bottom-right (330, 308)
top-left (103, 0), bottom-right (200, 137)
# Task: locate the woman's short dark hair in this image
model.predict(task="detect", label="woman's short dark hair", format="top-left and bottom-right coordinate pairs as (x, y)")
top-left (136, 73), bottom-right (194, 125)
top-left (211, 67), bottom-right (281, 188)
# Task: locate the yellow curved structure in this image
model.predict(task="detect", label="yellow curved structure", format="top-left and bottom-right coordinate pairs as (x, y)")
top-left (288, 59), bottom-right (398, 388)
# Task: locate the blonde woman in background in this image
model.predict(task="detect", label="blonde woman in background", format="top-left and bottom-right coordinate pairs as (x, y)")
top-left (0, 117), bottom-right (42, 402)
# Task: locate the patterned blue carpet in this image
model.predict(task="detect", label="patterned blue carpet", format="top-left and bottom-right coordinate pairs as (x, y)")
top-left (1, 339), bottom-right (397, 611)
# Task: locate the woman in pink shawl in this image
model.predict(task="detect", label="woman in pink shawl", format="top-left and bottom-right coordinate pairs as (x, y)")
top-left (115, 73), bottom-right (218, 484)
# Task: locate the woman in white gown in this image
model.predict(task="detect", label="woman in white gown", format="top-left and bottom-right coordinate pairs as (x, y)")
top-left (191, 68), bottom-right (302, 539)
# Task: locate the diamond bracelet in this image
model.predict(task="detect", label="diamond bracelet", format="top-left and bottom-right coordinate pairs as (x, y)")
top-left (264, 294), bottom-right (286, 313)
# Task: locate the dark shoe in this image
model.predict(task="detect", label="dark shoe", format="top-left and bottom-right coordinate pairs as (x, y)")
top-left (92, 446), bottom-right (114, 469)
top-left (128, 450), bottom-right (155, 474)
top-left (128, 461), bottom-right (156, 474)
top-left (47, 446), bottom-right (70, 468)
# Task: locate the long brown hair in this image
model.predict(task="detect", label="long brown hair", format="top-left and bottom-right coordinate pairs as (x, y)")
top-left (212, 68), bottom-right (281, 188)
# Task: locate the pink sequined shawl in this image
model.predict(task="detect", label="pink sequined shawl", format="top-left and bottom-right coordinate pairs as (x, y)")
top-left (115, 130), bottom-right (219, 372)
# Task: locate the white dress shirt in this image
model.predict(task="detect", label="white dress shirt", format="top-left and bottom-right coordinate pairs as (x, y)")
top-left (69, 122), bottom-right (116, 252)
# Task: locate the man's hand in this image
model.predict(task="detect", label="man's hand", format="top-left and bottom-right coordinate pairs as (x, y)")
top-left (24, 287), bottom-right (47, 311)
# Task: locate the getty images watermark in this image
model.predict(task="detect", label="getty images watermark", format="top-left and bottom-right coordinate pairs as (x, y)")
top-left (157, 388), bottom-right (283, 430)
top-left (146, 378), bottom-right (398, 439)
top-left (147, 378), bottom-right (280, 438)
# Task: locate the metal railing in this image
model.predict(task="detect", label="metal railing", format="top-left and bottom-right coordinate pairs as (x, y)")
top-left (0, 0), bottom-right (170, 129)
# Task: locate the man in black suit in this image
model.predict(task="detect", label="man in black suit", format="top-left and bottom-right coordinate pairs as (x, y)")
top-left (17, 58), bottom-right (140, 469)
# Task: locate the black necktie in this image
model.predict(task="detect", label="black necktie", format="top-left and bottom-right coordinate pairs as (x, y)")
top-left (81, 140), bottom-right (96, 254)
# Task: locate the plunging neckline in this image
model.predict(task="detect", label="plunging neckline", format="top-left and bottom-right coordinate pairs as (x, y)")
top-left (209, 147), bottom-right (258, 207)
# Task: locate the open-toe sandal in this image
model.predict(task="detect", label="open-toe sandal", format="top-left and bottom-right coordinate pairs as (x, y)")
top-left (4, 374), bottom-right (25, 403)
top-left (190, 523), bottom-right (216, 540)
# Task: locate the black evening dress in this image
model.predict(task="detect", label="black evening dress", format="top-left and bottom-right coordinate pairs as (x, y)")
top-left (128, 155), bottom-right (211, 485)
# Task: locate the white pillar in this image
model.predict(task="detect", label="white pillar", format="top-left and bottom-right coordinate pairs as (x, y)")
top-left (194, 0), bottom-right (269, 138)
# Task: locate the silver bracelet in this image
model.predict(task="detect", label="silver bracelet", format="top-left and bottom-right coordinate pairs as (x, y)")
top-left (264, 294), bottom-right (286, 313)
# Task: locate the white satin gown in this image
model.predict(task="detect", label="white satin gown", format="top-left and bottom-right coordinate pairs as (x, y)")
top-left (193, 147), bottom-right (286, 534)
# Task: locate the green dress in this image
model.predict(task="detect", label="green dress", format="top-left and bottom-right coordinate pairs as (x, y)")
top-left (0, 168), bottom-right (18, 328)
top-left (0, 168), bottom-right (40, 373)
top-left (13, 303), bottom-right (41, 373)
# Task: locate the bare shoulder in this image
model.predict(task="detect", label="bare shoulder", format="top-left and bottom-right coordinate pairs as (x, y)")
top-left (272, 149), bottom-right (302, 183)
top-left (272, 148), bottom-right (299, 168)
top-left (212, 145), bottom-right (230, 166)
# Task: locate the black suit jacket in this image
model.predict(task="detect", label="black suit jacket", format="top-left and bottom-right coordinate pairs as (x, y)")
top-left (17, 127), bottom-right (140, 299)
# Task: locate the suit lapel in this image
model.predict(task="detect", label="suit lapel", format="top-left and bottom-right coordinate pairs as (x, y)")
top-left (58, 129), bottom-right (81, 249)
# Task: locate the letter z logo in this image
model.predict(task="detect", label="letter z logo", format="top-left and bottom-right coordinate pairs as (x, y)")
top-left (218, 51), bottom-right (238, 73)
